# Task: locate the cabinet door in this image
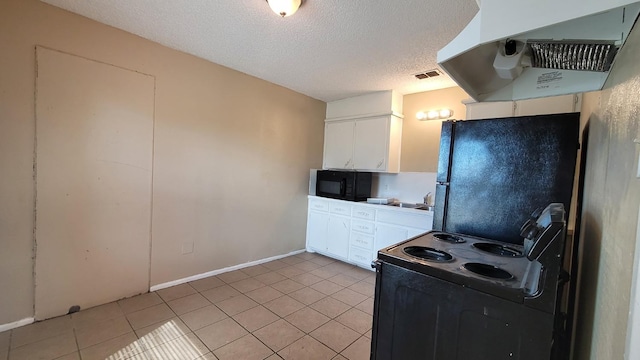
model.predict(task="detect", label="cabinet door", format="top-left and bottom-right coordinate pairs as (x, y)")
top-left (514, 94), bottom-right (578, 116)
top-left (375, 224), bottom-right (409, 251)
top-left (465, 101), bottom-right (514, 120)
top-left (324, 121), bottom-right (355, 169)
top-left (407, 227), bottom-right (429, 238)
top-left (327, 215), bottom-right (350, 259)
top-left (307, 211), bottom-right (329, 251)
top-left (353, 116), bottom-right (389, 171)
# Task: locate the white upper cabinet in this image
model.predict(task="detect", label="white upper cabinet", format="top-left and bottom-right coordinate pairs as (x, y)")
top-left (323, 91), bottom-right (403, 173)
top-left (323, 115), bottom-right (402, 172)
top-left (514, 94), bottom-right (581, 117)
top-left (465, 101), bottom-right (514, 120)
top-left (323, 121), bottom-right (355, 170)
top-left (465, 94), bottom-right (581, 120)
top-left (326, 90), bottom-right (403, 119)
top-left (353, 116), bottom-right (389, 171)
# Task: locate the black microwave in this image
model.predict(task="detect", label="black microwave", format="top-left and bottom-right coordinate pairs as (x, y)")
top-left (316, 170), bottom-right (372, 202)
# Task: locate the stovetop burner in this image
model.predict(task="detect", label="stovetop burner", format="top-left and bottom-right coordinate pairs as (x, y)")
top-left (378, 231), bottom-right (535, 300)
top-left (433, 233), bottom-right (466, 243)
top-left (403, 246), bottom-right (453, 262)
top-left (472, 242), bottom-right (523, 257)
top-left (462, 262), bottom-right (514, 280)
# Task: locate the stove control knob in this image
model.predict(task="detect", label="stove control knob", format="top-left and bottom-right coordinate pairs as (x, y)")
top-left (529, 207), bottom-right (544, 219)
top-left (520, 220), bottom-right (540, 240)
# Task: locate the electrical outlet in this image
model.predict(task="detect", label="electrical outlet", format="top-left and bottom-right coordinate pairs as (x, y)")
top-left (182, 242), bottom-right (194, 255)
top-left (636, 139), bottom-right (640, 178)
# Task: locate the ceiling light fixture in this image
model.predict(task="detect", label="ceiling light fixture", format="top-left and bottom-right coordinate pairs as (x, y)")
top-left (416, 109), bottom-right (454, 121)
top-left (266, 0), bottom-right (303, 17)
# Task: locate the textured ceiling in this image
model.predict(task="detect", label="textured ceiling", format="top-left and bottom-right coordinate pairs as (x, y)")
top-left (41, 0), bottom-right (479, 102)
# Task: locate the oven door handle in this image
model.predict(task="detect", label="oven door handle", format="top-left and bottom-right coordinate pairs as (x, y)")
top-left (371, 259), bottom-right (381, 270)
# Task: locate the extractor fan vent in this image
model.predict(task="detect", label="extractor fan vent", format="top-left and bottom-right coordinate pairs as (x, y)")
top-left (529, 41), bottom-right (618, 72)
top-left (414, 69), bottom-right (441, 79)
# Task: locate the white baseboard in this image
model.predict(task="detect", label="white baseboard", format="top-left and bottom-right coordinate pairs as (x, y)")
top-left (150, 249), bottom-right (306, 292)
top-left (0, 250), bottom-right (306, 332)
top-left (0, 317), bottom-right (34, 332)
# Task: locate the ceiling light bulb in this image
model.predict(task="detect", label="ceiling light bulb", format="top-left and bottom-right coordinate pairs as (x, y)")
top-left (267, 0), bottom-right (302, 17)
top-left (416, 111), bottom-right (427, 120)
top-left (427, 111), bottom-right (439, 120)
top-left (439, 109), bottom-right (453, 118)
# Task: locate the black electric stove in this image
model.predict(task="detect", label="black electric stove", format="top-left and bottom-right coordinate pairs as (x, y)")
top-left (371, 203), bottom-right (567, 360)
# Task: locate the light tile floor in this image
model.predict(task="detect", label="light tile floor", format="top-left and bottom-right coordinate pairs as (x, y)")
top-left (0, 252), bottom-right (374, 360)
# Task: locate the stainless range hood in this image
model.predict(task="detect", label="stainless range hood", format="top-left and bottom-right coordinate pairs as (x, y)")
top-left (437, 0), bottom-right (640, 102)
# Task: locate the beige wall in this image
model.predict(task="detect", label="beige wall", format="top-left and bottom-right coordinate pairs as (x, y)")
top-left (400, 87), bottom-right (469, 172)
top-left (34, 47), bottom-right (155, 319)
top-left (0, 0), bottom-right (325, 325)
top-left (573, 25), bottom-right (640, 359)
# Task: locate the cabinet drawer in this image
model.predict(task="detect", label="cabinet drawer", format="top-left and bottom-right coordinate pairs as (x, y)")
top-left (350, 232), bottom-right (374, 250)
top-left (309, 198), bottom-right (329, 212)
top-left (349, 246), bottom-right (373, 268)
top-left (377, 210), bottom-right (432, 229)
top-left (329, 202), bottom-right (352, 216)
top-left (352, 206), bottom-right (376, 220)
top-left (351, 220), bottom-right (375, 235)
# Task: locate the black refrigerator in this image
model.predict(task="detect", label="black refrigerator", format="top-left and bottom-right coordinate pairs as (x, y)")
top-left (433, 112), bottom-right (580, 244)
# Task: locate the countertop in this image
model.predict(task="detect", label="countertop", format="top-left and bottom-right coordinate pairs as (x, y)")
top-left (308, 195), bottom-right (434, 216)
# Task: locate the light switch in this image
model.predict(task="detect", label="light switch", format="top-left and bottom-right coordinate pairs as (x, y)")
top-left (182, 242), bottom-right (194, 254)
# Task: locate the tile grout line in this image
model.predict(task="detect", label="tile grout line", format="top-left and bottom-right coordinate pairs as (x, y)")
top-left (11, 253), bottom-right (372, 360)
top-left (6, 330), bottom-right (12, 360)
top-left (210, 306), bottom-right (279, 357)
top-left (189, 261), bottom-right (347, 358)
top-left (72, 327), bottom-right (81, 360)
top-left (211, 264), bottom-right (370, 359)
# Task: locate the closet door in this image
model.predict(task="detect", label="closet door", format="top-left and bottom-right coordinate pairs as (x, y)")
top-left (35, 47), bottom-right (154, 319)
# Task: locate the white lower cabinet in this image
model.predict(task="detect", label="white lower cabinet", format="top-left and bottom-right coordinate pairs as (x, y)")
top-left (306, 196), bottom-right (433, 269)
top-left (350, 231), bottom-right (374, 250)
top-left (375, 224), bottom-right (409, 250)
top-left (349, 246), bottom-right (373, 268)
top-left (307, 211), bottom-right (329, 252)
top-left (327, 215), bottom-right (350, 260)
top-left (407, 227), bottom-right (427, 238)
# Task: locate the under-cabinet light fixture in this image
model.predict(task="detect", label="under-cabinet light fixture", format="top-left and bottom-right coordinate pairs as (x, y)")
top-left (266, 0), bottom-right (303, 17)
top-left (416, 108), bottom-right (453, 121)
